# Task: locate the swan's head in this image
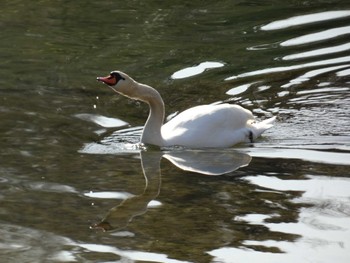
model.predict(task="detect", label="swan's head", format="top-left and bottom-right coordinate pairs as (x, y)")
top-left (97, 71), bottom-right (136, 98)
top-left (97, 71), bottom-right (161, 103)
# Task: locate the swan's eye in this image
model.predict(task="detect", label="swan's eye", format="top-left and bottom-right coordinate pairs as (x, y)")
top-left (111, 72), bottom-right (125, 82)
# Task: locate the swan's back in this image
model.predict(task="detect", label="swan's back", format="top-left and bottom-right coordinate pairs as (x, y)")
top-left (161, 104), bottom-right (257, 147)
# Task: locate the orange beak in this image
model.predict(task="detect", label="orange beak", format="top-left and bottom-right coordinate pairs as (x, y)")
top-left (96, 75), bottom-right (116, 86)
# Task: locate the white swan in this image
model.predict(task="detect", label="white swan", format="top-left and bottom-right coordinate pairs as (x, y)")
top-left (97, 71), bottom-right (275, 148)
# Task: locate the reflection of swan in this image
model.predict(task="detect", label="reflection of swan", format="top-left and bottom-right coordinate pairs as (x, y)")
top-left (91, 151), bottom-right (162, 231)
top-left (163, 149), bottom-right (251, 175)
top-left (91, 149), bottom-right (251, 231)
top-left (97, 71), bottom-right (275, 148)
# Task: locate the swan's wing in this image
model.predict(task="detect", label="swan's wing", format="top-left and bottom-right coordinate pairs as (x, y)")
top-left (161, 104), bottom-right (255, 147)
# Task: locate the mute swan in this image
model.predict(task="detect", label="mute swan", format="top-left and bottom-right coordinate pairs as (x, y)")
top-left (97, 71), bottom-right (275, 148)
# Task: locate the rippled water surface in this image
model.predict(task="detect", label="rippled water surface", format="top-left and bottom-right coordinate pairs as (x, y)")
top-left (1, 1), bottom-right (350, 262)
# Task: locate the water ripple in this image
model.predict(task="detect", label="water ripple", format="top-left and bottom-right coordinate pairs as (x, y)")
top-left (280, 25), bottom-right (350, 47)
top-left (75, 113), bottom-right (129, 128)
top-left (79, 243), bottom-right (192, 263)
top-left (261, 10), bottom-right (350, 31)
top-left (225, 55), bottom-right (350, 80)
top-left (281, 64), bottom-right (350, 88)
top-left (337, 67), bottom-right (350, 76)
top-left (282, 42), bottom-right (350, 60)
top-left (171, 61), bottom-right (224, 79)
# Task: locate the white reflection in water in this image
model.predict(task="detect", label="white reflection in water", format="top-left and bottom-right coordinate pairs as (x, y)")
top-left (25, 181), bottom-right (77, 193)
top-left (281, 64), bottom-right (350, 88)
top-left (0, 223), bottom-right (76, 263)
top-left (337, 68), bottom-right (350, 76)
top-left (208, 175), bottom-right (350, 263)
top-left (234, 213), bottom-right (276, 224)
top-left (283, 42), bottom-right (350, 60)
top-left (75, 113), bottom-right (129, 128)
top-left (280, 25), bottom-right (350, 47)
top-left (245, 148), bottom-right (350, 166)
top-left (84, 191), bottom-right (133, 199)
top-left (247, 42), bottom-right (279, 51)
top-left (171, 61), bottom-right (224, 79)
top-left (79, 243), bottom-right (192, 263)
top-left (226, 82), bottom-right (258, 96)
top-left (163, 149), bottom-right (251, 175)
top-left (297, 87), bottom-right (350, 95)
top-left (247, 175), bottom-right (350, 200)
top-left (0, 222), bottom-right (190, 263)
top-left (261, 10), bottom-right (350, 31)
top-left (225, 55), bottom-right (350, 80)
top-left (79, 126), bottom-right (143, 154)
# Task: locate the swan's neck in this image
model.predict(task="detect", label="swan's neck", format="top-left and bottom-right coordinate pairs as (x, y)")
top-left (136, 83), bottom-right (165, 146)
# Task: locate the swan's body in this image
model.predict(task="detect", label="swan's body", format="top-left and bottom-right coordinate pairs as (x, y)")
top-left (97, 71), bottom-right (275, 148)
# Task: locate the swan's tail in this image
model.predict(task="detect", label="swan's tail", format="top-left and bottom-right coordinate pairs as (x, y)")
top-left (250, 116), bottom-right (276, 139)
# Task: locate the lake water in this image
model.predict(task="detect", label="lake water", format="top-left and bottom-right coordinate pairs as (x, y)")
top-left (1, 1), bottom-right (350, 262)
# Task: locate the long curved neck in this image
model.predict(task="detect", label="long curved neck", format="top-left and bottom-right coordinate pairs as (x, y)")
top-left (137, 83), bottom-right (165, 146)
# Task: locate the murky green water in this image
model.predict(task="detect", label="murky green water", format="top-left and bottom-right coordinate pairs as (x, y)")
top-left (1, 1), bottom-right (350, 262)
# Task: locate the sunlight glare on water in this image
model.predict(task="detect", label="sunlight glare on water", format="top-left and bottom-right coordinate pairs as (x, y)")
top-left (280, 25), bottom-right (350, 47)
top-left (261, 10), bottom-right (350, 30)
top-left (225, 55), bottom-right (350, 80)
top-left (282, 42), bottom-right (350, 60)
top-left (171, 61), bottom-right (224, 79)
top-left (209, 175), bottom-right (350, 263)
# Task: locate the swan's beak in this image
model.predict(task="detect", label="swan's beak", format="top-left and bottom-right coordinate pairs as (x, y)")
top-left (97, 75), bottom-right (116, 86)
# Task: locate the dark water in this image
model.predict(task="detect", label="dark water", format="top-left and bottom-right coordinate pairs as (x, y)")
top-left (1, 1), bottom-right (350, 262)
